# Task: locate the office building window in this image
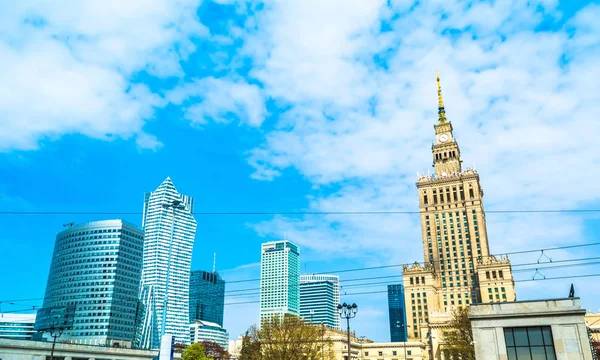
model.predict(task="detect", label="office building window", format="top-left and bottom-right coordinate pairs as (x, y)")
top-left (504, 326), bottom-right (556, 360)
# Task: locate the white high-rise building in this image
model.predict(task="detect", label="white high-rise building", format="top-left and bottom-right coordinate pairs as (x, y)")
top-left (260, 241), bottom-right (300, 322)
top-left (299, 274), bottom-right (340, 328)
top-left (139, 177), bottom-right (197, 348)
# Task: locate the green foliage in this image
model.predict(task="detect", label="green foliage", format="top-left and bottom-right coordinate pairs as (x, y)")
top-left (182, 342), bottom-right (211, 360)
top-left (240, 315), bottom-right (335, 360)
top-left (442, 307), bottom-right (475, 360)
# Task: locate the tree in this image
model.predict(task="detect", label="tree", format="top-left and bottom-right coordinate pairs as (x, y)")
top-left (240, 315), bottom-right (335, 360)
top-left (239, 327), bottom-right (262, 360)
top-left (174, 342), bottom-right (187, 354)
top-left (201, 340), bottom-right (230, 360)
top-left (442, 307), bottom-right (475, 360)
top-left (182, 342), bottom-right (211, 360)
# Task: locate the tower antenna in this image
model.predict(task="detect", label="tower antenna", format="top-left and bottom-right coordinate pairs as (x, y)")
top-left (213, 252), bottom-right (216, 273)
top-left (436, 70), bottom-right (447, 124)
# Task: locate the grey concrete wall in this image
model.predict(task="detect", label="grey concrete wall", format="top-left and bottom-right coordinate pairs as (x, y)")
top-left (470, 298), bottom-right (593, 360)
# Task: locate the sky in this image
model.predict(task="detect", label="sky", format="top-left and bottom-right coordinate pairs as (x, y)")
top-left (1, 0), bottom-right (600, 342)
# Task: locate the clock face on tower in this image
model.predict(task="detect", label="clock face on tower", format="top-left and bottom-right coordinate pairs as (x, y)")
top-left (439, 134), bottom-right (449, 143)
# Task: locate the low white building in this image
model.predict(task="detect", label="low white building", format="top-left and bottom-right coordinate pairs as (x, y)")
top-left (0, 338), bottom-right (157, 360)
top-left (0, 314), bottom-right (36, 340)
top-left (227, 337), bottom-right (243, 359)
top-left (470, 297), bottom-right (594, 360)
top-left (189, 320), bottom-right (229, 350)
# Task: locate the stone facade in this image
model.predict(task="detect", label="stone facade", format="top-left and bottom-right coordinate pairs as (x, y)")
top-left (469, 298), bottom-right (594, 360)
top-left (327, 332), bottom-right (426, 360)
top-left (401, 74), bottom-right (517, 358)
top-left (0, 338), bottom-right (157, 360)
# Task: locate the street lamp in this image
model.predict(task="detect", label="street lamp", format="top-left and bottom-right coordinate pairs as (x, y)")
top-left (395, 324), bottom-right (408, 359)
top-left (338, 302), bottom-right (358, 360)
top-left (160, 200), bottom-right (185, 337)
top-left (426, 332), bottom-right (436, 360)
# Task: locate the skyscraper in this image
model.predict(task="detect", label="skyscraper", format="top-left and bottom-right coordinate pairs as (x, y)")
top-left (139, 177), bottom-right (197, 347)
top-left (189, 270), bottom-right (225, 327)
top-left (387, 284), bottom-right (408, 342)
top-left (299, 274), bottom-right (340, 328)
top-left (401, 73), bottom-right (516, 340)
top-left (260, 241), bottom-right (300, 322)
top-left (34, 220), bottom-right (144, 346)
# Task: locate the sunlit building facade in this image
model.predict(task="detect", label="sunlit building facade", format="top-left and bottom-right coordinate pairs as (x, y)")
top-left (260, 241), bottom-right (300, 322)
top-left (300, 274), bottom-right (340, 328)
top-left (139, 177), bottom-right (197, 348)
top-left (0, 314), bottom-right (36, 340)
top-left (34, 220), bottom-right (144, 346)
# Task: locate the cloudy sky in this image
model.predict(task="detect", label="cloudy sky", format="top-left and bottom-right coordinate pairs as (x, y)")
top-left (1, 0), bottom-right (599, 342)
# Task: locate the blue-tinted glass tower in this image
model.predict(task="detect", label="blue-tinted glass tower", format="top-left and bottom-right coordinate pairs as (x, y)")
top-left (34, 220), bottom-right (145, 346)
top-left (189, 270), bottom-right (225, 327)
top-left (388, 284), bottom-right (408, 342)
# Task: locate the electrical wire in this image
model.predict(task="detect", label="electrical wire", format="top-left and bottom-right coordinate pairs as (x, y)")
top-left (0, 209), bottom-right (599, 215)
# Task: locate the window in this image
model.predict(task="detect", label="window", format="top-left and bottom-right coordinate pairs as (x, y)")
top-left (504, 327), bottom-right (556, 360)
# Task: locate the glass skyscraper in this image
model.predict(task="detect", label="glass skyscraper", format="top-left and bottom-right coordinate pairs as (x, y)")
top-left (139, 177), bottom-right (197, 348)
top-left (260, 241), bottom-right (300, 322)
top-left (388, 284), bottom-right (408, 342)
top-left (34, 220), bottom-right (144, 346)
top-left (299, 274), bottom-right (340, 328)
top-left (189, 270), bottom-right (225, 326)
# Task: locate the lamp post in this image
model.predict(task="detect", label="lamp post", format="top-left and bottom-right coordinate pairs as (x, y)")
top-left (395, 324), bottom-right (408, 359)
top-left (49, 326), bottom-right (64, 360)
top-left (426, 332), bottom-right (435, 360)
top-left (338, 303), bottom-right (358, 360)
top-left (160, 200), bottom-right (185, 337)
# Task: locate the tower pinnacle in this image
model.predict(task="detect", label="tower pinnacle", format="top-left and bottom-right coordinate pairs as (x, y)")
top-left (436, 70), bottom-right (447, 124)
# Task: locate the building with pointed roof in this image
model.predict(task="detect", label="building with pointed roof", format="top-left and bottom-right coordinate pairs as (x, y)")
top-left (138, 178), bottom-right (197, 348)
top-left (402, 73), bottom-right (516, 358)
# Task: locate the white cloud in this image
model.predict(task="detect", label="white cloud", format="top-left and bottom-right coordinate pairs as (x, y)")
top-left (237, 0), bottom-right (600, 338)
top-left (167, 77), bottom-right (267, 126)
top-left (0, 0), bottom-right (206, 151)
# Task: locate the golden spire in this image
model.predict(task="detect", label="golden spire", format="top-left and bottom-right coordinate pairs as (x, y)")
top-left (436, 70), bottom-right (447, 124)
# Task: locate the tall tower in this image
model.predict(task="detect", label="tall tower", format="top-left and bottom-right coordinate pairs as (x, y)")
top-left (402, 73), bottom-right (516, 341)
top-left (300, 274), bottom-right (341, 328)
top-left (35, 220), bottom-right (145, 347)
top-left (388, 284), bottom-right (408, 342)
top-left (260, 241), bottom-right (300, 323)
top-left (139, 177), bottom-right (197, 347)
top-left (189, 270), bottom-right (225, 327)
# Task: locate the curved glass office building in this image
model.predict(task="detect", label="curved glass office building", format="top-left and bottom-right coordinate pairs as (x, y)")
top-left (34, 220), bottom-right (145, 346)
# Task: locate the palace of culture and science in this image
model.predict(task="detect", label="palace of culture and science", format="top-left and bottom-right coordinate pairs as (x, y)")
top-left (402, 73), bottom-right (517, 341)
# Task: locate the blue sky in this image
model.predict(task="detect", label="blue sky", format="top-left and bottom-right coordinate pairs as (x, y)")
top-left (1, 0), bottom-right (600, 342)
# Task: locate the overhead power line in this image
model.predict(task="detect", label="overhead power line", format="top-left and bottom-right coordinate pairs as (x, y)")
top-left (0, 209), bottom-right (599, 216)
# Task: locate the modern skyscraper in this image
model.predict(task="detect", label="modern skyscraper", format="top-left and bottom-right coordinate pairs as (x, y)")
top-left (0, 314), bottom-right (36, 340)
top-left (402, 73), bottom-right (516, 340)
top-left (387, 284), bottom-right (408, 342)
top-left (189, 270), bottom-right (225, 327)
top-left (299, 274), bottom-right (340, 328)
top-left (34, 220), bottom-right (145, 346)
top-left (260, 241), bottom-right (300, 322)
top-left (139, 177), bottom-right (197, 347)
